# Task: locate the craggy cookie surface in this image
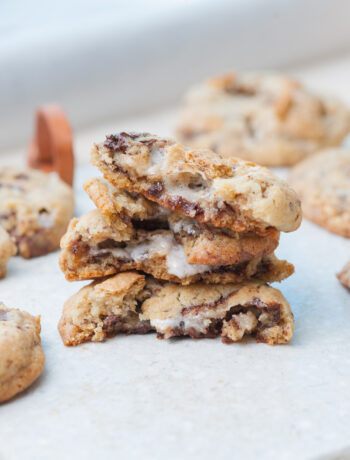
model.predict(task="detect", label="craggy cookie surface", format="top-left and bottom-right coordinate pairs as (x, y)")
top-left (0, 226), bottom-right (16, 278)
top-left (0, 304), bottom-right (44, 403)
top-left (91, 132), bottom-right (302, 234)
top-left (59, 209), bottom-right (293, 284)
top-left (59, 272), bottom-right (294, 346)
top-left (0, 167), bottom-right (74, 258)
top-left (289, 149), bottom-right (350, 237)
top-left (176, 72), bottom-right (350, 166)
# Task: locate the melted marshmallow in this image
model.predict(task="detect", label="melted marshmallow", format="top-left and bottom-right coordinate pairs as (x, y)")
top-left (150, 314), bottom-right (211, 335)
top-left (93, 233), bottom-right (211, 278)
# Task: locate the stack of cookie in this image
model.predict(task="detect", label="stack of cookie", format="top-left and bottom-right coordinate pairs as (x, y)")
top-left (58, 132), bottom-right (301, 346)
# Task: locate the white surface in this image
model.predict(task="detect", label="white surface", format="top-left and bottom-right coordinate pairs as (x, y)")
top-left (0, 163), bottom-right (350, 460)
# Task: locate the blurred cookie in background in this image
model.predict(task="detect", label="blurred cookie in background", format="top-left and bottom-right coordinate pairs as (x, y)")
top-left (0, 226), bottom-right (16, 278)
top-left (176, 72), bottom-right (350, 166)
top-left (289, 149), bottom-right (350, 237)
top-left (0, 167), bottom-right (74, 258)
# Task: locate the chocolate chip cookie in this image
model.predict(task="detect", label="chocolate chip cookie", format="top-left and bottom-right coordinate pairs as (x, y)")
top-left (176, 72), bottom-right (350, 166)
top-left (141, 278), bottom-right (294, 345)
top-left (59, 209), bottom-right (293, 284)
top-left (0, 226), bottom-right (16, 278)
top-left (58, 271), bottom-right (294, 346)
top-left (85, 177), bottom-right (280, 265)
top-left (289, 149), bottom-right (350, 237)
top-left (0, 166), bottom-right (74, 258)
top-left (91, 132), bottom-right (302, 234)
top-left (0, 304), bottom-right (44, 403)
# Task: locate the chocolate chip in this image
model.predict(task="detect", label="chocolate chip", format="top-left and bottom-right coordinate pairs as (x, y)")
top-left (147, 181), bottom-right (164, 197)
top-left (103, 315), bottom-right (124, 332)
top-left (104, 132), bottom-right (157, 153)
top-left (104, 134), bottom-right (130, 153)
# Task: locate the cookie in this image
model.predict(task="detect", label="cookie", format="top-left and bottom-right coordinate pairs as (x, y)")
top-left (58, 272), bottom-right (152, 346)
top-left (0, 166), bottom-right (74, 258)
top-left (289, 149), bottom-right (350, 237)
top-left (176, 72), bottom-right (350, 166)
top-left (337, 260), bottom-right (350, 289)
top-left (59, 210), bottom-right (293, 284)
top-left (0, 226), bottom-right (16, 278)
top-left (91, 132), bottom-right (301, 234)
top-left (59, 272), bottom-right (294, 346)
top-left (84, 177), bottom-right (280, 265)
top-left (141, 279), bottom-right (294, 345)
top-left (0, 304), bottom-right (44, 403)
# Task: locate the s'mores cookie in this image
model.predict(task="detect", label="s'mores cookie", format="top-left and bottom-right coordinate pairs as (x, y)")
top-left (176, 72), bottom-right (350, 166)
top-left (58, 272), bottom-right (294, 346)
top-left (0, 166), bottom-right (74, 258)
top-left (0, 304), bottom-right (44, 403)
top-left (91, 132), bottom-right (302, 233)
top-left (289, 149), bottom-right (350, 237)
top-left (59, 209), bottom-right (293, 284)
top-left (84, 177), bottom-right (281, 265)
top-left (141, 279), bottom-right (294, 345)
top-left (0, 226), bottom-right (16, 278)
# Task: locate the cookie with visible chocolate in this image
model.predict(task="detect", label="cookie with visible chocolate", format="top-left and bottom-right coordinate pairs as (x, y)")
top-left (141, 279), bottom-right (294, 345)
top-left (0, 166), bottom-right (74, 258)
top-left (59, 209), bottom-right (293, 284)
top-left (337, 260), bottom-right (350, 289)
top-left (0, 226), bottom-right (16, 278)
top-left (59, 272), bottom-right (294, 346)
top-left (58, 272), bottom-right (152, 346)
top-left (176, 72), bottom-right (350, 166)
top-left (84, 177), bottom-right (280, 266)
top-left (91, 132), bottom-right (301, 234)
top-left (289, 149), bottom-right (350, 237)
top-left (0, 304), bottom-right (44, 403)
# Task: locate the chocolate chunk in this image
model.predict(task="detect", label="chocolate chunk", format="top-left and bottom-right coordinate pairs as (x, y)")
top-left (147, 181), bottom-right (164, 197)
top-left (104, 134), bottom-right (130, 153)
top-left (103, 315), bottom-right (124, 332)
top-left (166, 196), bottom-right (204, 218)
top-left (104, 132), bottom-right (157, 153)
top-left (181, 294), bottom-right (232, 315)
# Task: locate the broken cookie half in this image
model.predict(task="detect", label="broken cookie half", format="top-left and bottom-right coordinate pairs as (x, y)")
top-left (58, 271), bottom-right (294, 346)
top-left (59, 209), bottom-right (292, 284)
top-left (91, 132), bottom-right (302, 234)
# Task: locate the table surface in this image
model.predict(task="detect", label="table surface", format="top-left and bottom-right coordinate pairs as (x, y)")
top-left (1, 55), bottom-right (350, 460)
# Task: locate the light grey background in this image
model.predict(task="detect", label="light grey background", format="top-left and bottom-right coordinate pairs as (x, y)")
top-left (2, 0), bottom-right (350, 150)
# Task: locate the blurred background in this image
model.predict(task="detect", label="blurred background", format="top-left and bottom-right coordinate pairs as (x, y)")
top-left (2, 0), bottom-right (350, 155)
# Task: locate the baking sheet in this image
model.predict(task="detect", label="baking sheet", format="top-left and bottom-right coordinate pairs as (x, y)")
top-left (0, 162), bottom-right (350, 460)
